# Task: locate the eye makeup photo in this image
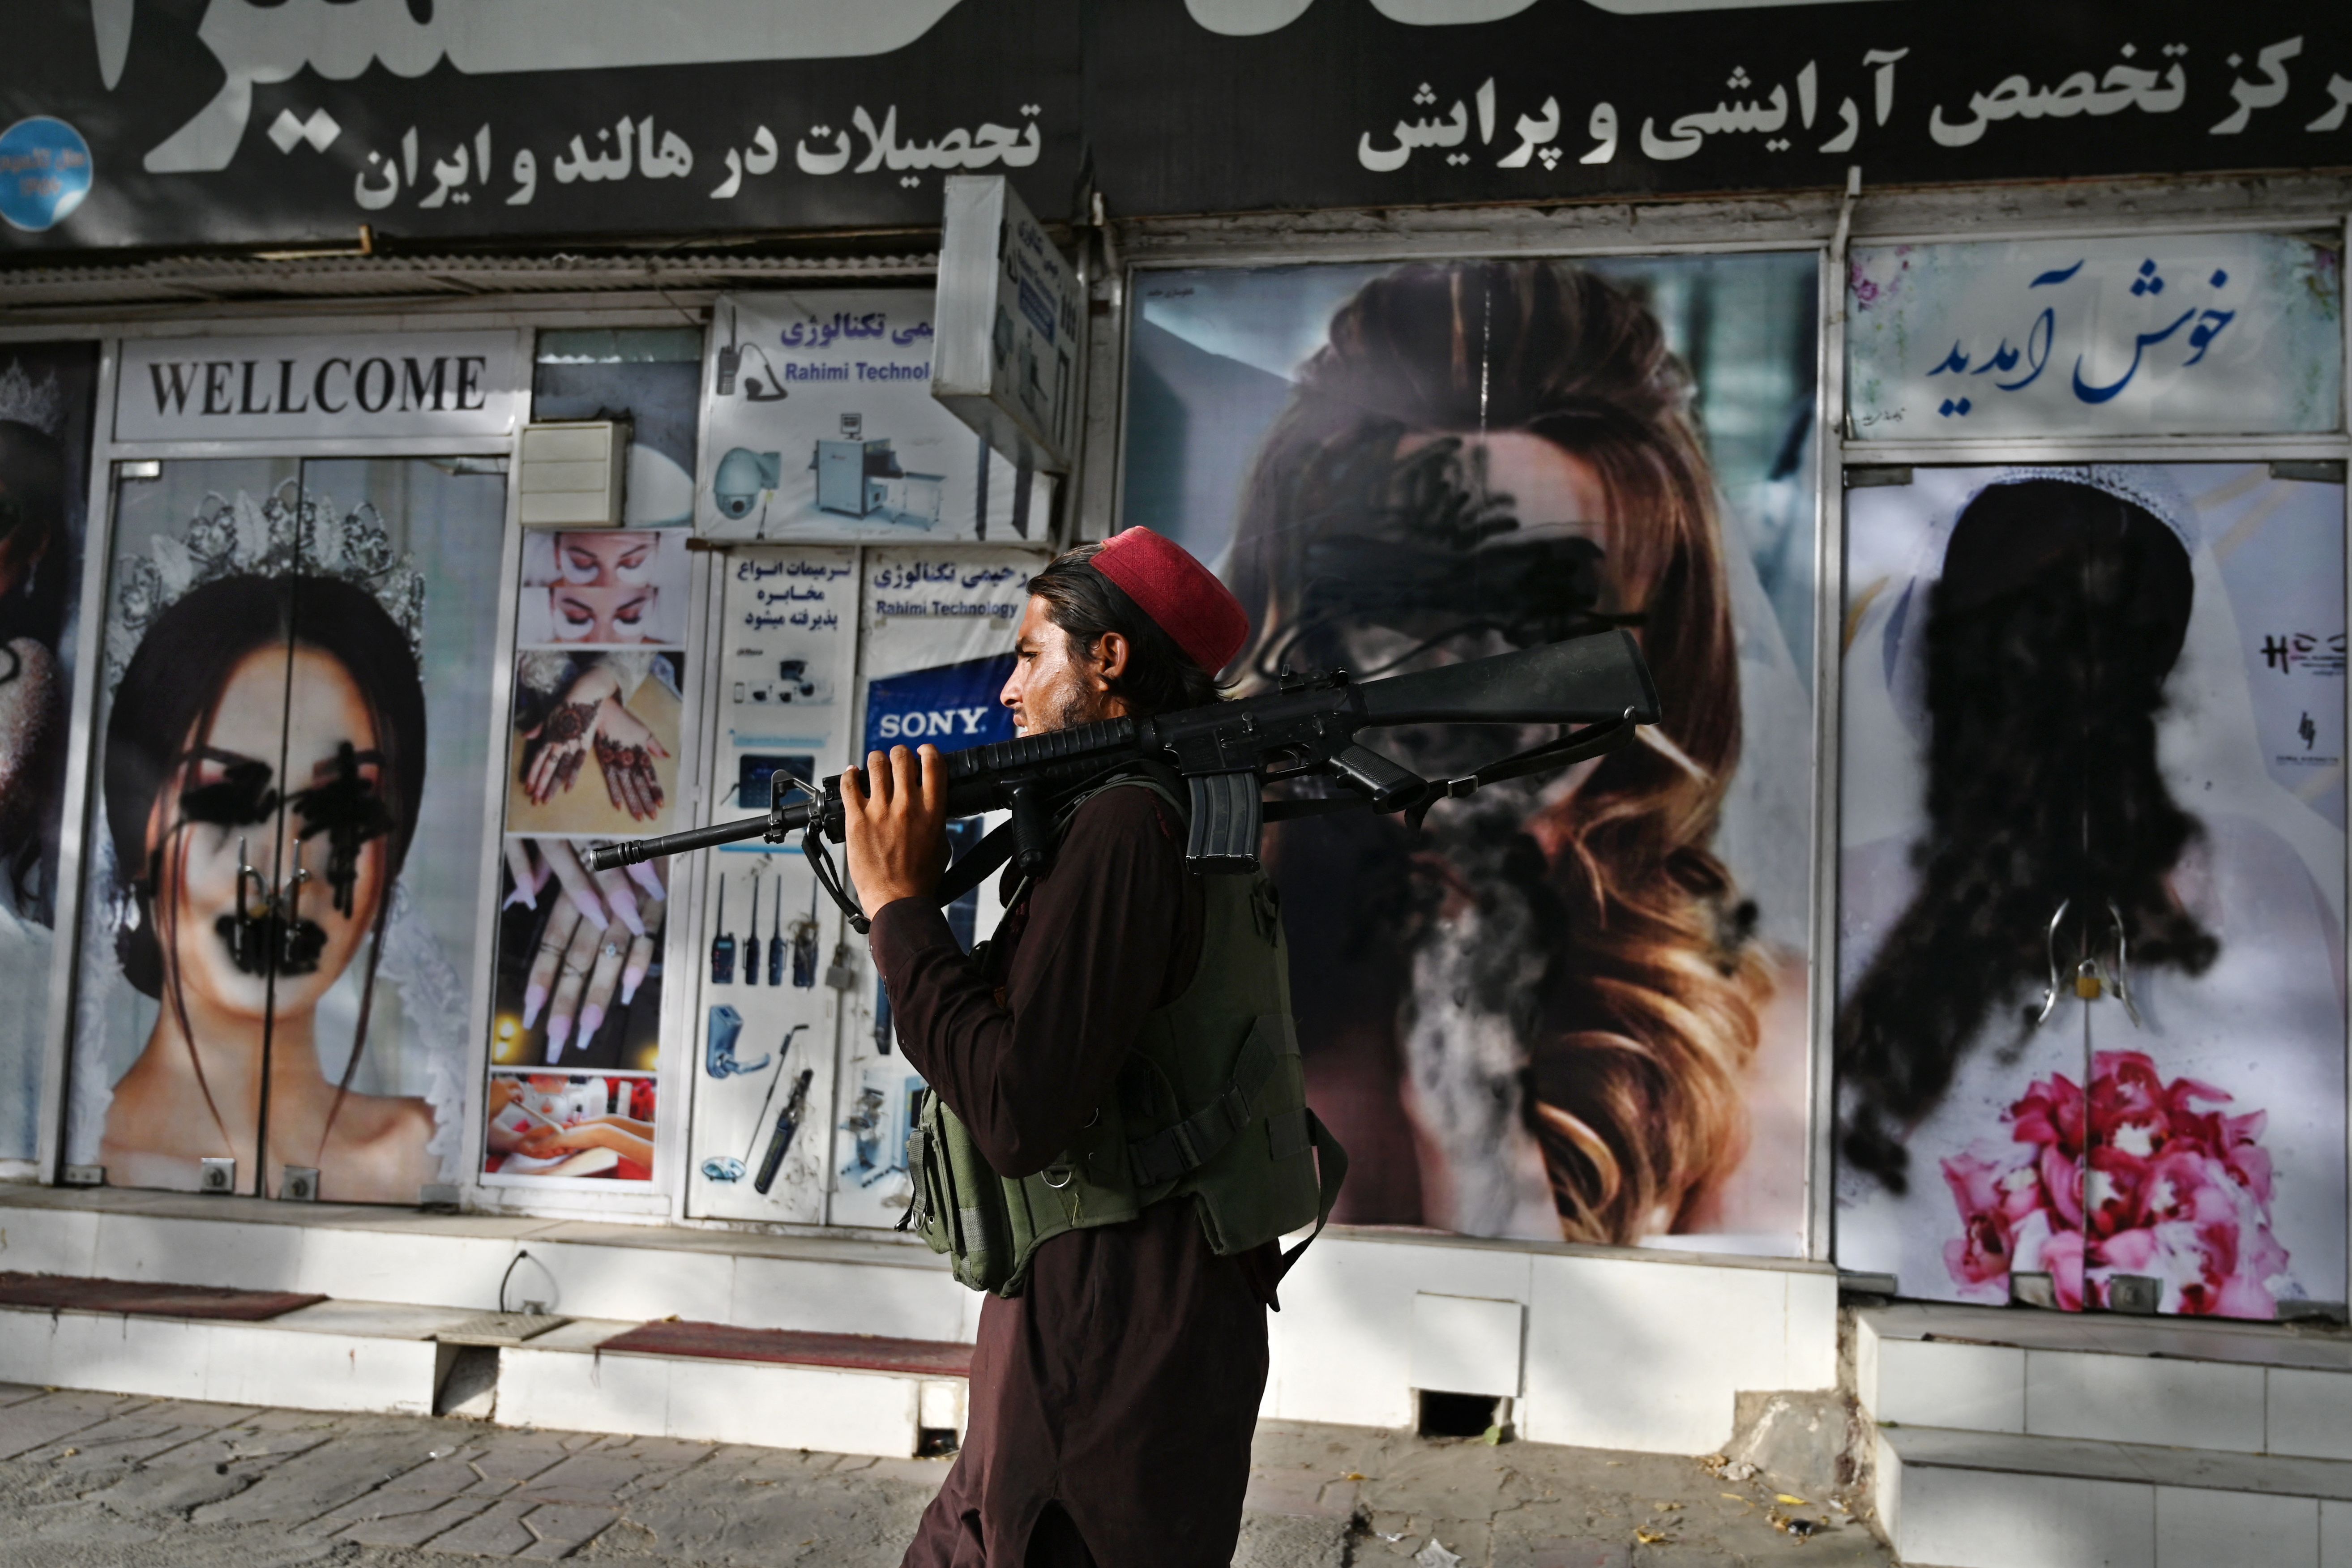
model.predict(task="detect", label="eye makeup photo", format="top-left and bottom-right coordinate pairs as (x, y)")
top-left (549, 584), bottom-right (659, 645)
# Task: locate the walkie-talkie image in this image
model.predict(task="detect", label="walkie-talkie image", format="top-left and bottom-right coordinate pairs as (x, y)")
top-left (743, 879), bottom-right (761, 988)
top-left (789, 883), bottom-right (819, 988)
top-left (709, 875), bottom-right (736, 985)
top-left (754, 1068), bottom-right (816, 1195)
top-left (766, 880), bottom-right (785, 985)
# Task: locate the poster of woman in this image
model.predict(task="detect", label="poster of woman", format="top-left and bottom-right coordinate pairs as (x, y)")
top-left (1122, 256), bottom-right (1820, 1252)
top-left (0, 344), bottom-right (97, 1166)
top-left (64, 458), bottom-right (504, 1202)
top-left (1835, 465), bottom-right (2348, 1319)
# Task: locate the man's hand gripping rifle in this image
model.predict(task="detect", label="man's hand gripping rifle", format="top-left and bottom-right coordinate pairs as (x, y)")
top-left (587, 628), bottom-right (1660, 932)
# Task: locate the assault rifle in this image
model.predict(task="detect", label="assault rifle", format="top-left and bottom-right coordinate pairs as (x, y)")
top-left (588, 629), bottom-right (1659, 931)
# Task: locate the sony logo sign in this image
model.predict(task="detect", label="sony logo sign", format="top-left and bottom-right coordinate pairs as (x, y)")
top-left (873, 706), bottom-right (994, 740)
top-left (116, 330), bottom-right (522, 442)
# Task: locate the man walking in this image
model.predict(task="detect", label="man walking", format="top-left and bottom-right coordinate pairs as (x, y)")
top-left (842, 527), bottom-right (1341, 1567)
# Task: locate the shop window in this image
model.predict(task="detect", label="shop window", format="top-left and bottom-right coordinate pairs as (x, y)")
top-left (1118, 255), bottom-right (1822, 1257)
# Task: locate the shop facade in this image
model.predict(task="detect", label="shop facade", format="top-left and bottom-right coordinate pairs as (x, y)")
top-left (2, 3), bottom-right (2350, 1557)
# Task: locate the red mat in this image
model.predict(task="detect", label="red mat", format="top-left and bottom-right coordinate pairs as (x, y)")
top-left (599, 1320), bottom-right (974, 1377)
top-left (0, 1271), bottom-right (326, 1321)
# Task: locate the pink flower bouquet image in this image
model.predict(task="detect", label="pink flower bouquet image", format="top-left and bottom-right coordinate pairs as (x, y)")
top-left (1941, 1051), bottom-right (2289, 1317)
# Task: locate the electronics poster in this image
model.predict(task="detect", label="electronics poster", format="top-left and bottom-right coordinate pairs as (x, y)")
top-left (826, 544), bottom-right (1044, 1228)
top-left (1121, 256), bottom-right (1819, 1253)
top-left (697, 291), bottom-right (1049, 545)
top-left (685, 545), bottom-right (859, 1223)
top-left (1835, 465), bottom-right (2347, 1319)
top-left (484, 529), bottom-right (692, 1185)
top-left (0, 342), bottom-right (97, 1166)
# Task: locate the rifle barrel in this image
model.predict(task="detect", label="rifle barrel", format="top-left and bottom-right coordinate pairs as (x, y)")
top-left (586, 810), bottom-right (799, 872)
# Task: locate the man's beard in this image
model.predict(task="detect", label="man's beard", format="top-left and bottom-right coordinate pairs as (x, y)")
top-left (1047, 680), bottom-right (1119, 734)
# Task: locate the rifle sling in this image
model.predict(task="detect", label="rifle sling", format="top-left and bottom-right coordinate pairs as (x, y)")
top-left (933, 820), bottom-right (1018, 908)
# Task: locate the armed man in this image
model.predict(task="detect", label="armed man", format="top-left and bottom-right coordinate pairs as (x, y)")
top-left (841, 526), bottom-right (1346, 1568)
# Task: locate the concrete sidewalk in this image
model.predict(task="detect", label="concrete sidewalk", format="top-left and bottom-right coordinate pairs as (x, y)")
top-left (0, 1384), bottom-right (1893, 1566)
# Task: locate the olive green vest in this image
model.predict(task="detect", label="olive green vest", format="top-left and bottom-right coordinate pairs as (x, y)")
top-left (902, 774), bottom-right (1347, 1297)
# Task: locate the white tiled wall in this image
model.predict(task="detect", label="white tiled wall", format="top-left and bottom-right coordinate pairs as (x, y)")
top-left (2321, 1499), bottom-right (2352, 1568)
top-left (1868, 1337), bottom-right (2026, 1433)
top-left (1861, 1317), bottom-right (2352, 1460)
top-left (497, 1344), bottom-right (922, 1456)
top-left (2155, 1488), bottom-right (2320, 1568)
top-left (2272, 1371), bottom-right (2352, 1463)
top-left (1894, 1460), bottom-right (2157, 1568)
top-left (0, 1307), bottom-right (439, 1415)
top-left (2027, 1349), bottom-right (2267, 1455)
top-left (1, 1197), bottom-right (1847, 1459)
top-left (1884, 1433), bottom-right (2352, 1568)
top-left (0, 1204), bottom-right (100, 1275)
top-left (1521, 1252), bottom-right (1838, 1453)
top-left (1262, 1232), bottom-right (1837, 1453)
top-left (729, 1255), bottom-right (967, 1342)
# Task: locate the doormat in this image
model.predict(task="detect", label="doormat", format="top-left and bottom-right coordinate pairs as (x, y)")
top-left (598, 1320), bottom-right (973, 1377)
top-left (0, 1271), bottom-right (327, 1322)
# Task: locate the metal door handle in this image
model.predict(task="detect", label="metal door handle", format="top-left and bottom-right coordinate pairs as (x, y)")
top-left (2106, 899), bottom-right (2144, 1028)
top-left (2035, 898), bottom-right (2072, 1024)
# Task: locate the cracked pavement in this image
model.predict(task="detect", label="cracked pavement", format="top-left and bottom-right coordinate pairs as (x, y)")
top-left (0, 1384), bottom-right (1894, 1565)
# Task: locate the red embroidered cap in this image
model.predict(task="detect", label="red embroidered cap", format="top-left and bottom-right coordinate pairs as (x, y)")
top-left (1090, 526), bottom-right (1251, 675)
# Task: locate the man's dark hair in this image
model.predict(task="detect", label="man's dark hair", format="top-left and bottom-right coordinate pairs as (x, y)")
top-left (1026, 544), bottom-right (1223, 717)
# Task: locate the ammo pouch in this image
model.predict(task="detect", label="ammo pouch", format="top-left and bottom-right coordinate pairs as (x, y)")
top-left (900, 773), bottom-right (1347, 1297)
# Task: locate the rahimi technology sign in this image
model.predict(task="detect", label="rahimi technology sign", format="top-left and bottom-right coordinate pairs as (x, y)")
top-left (115, 330), bottom-right (525, 441)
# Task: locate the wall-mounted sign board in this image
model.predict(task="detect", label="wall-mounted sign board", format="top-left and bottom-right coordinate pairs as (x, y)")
top-left (932, 173), bottom-right (1082, 474)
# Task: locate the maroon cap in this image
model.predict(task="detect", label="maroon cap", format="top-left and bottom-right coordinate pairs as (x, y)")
top-left (1092, 527), bottom-right (1251, 675)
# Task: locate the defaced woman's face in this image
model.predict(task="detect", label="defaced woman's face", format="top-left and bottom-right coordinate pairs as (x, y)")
top-left (1331, 432), bottom-right (1619, 782)
top-left (147, 644), bottom-right (389, 1021)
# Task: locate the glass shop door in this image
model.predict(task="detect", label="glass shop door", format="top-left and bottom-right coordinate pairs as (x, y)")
top-left (1833, 461), bottom-right (2348, 1322)
top-left (64, 455), bottom-right (505, 1202)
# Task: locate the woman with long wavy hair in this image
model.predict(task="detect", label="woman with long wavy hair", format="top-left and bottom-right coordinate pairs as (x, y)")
top-left (1224, 259), bottom-right (1773, 1244)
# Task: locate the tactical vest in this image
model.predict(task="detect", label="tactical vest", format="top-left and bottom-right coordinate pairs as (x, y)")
top-left (902, 773), bottom-right (1347, 1297)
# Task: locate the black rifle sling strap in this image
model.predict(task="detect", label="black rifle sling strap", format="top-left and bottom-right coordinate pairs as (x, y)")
top-left (932, 820), bottom-right (1017, 908)
top-left (1279, 1111), bottom-right (1349, 1283)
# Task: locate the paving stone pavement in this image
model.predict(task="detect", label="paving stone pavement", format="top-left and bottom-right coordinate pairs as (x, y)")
top-left (0, 1383), bottom-right (1895, 1565)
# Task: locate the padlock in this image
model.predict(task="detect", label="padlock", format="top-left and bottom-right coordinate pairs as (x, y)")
top-left (824, 941), bottom-right (858, 991)
top-left (2074, 958), bottom-right (2103, 1000)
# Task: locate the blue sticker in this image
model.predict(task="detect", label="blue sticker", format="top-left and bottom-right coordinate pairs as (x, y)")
top-left (0, 117), bottom-right (92, 233)
top-left (863, 654), bottom-right (1017, 755)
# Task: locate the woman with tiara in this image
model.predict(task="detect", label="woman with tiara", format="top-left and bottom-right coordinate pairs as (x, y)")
top-left (92, 487), bottom-right (443, 1201)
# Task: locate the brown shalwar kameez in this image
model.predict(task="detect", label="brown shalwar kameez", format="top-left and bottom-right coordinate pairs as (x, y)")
top-left (870, 786), bottom-right (1280, 1568)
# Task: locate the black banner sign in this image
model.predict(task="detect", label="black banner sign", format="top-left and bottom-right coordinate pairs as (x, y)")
top-left (0, 0), bottom-right (2345, 252)
top-left (0, 0), bottom-right (1081, 249)
top-left (1086, 1), bottom-right (2352, 217)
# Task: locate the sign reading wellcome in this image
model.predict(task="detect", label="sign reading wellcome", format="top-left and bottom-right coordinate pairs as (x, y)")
top-left (115, 331), bottom-right (525, 442)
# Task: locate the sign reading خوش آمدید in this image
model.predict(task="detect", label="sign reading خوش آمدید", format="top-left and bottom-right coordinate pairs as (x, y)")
top-left (114, 331), bottom-right (526, 441)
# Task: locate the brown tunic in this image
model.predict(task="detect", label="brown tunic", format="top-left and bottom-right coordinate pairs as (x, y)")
top-left (871, 787), bottom-right (1278, 1568)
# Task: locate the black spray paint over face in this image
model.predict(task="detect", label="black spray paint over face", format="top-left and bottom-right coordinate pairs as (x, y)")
top-left (175, 739), bottom-right (393, 977)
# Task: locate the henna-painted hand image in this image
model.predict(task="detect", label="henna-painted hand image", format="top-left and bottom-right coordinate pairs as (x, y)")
top-left (594, 730), bottom-right (666, 821)
top-left (512, 656), bottom-right (676, 829)
top-left (521, 693), bottom-right (601, 805)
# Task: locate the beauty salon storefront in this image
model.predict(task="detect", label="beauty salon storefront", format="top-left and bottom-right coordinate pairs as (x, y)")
top-left (2, 2), bottom-right (2349, 1557)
